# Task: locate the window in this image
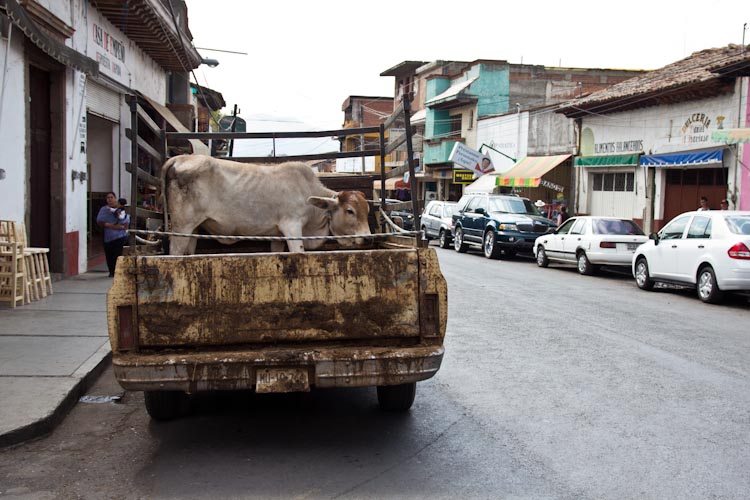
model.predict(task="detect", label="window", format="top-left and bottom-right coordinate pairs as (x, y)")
top-left (660, 215), bottom-right (690, 240)
top-left (726, 215), bottom-right (750, 235)
top-left (687, 216), bottom-right (712, 239)
top-left (570, 218), bottom-right (586, 235)
top-left (465, 197), bottom-right (480, 212)
top-left (429, 203), bottom-right (441, 217)
top-left (592, 172), bottom-right (635, 192)
top-left (556, 218), bottom-right (576, 235)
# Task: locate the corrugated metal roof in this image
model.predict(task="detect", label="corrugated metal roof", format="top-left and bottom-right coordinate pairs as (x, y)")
top-left (426, 76), bottom-right (479, 107)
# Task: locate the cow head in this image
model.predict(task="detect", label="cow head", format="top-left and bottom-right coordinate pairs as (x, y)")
top-left (308, 191), bottom-right (372, 246)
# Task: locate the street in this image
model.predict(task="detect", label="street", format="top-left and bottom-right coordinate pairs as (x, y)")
top-left (1, 246), bottom-right (749, 500)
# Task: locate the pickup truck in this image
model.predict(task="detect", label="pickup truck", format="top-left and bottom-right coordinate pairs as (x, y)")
top-left (107, 235), bottom-right (447, 419)
top-left (108, 97), bottom-right (445, 420)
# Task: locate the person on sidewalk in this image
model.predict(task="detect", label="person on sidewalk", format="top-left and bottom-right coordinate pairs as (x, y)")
top-left (96, 192), bottom-right (130, 277)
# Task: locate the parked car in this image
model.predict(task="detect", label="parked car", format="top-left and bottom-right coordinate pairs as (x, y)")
top-left (534, 216), bottom-right (648, 275)
top-left (451, 193), bottom-right (557, 258)
top-left (632, 210), bottom-right (750, 303)
top-left (421, 200), bottom-right (457, 248)
top-left (377, 199), bottom-right (415, 231)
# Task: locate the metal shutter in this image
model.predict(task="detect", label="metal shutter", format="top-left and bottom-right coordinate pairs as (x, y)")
top-left (86, 80), bottom-right (120, 122)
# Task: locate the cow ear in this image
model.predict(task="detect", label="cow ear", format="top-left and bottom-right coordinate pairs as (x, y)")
top-left (307, 195), bottom-right (339, 210)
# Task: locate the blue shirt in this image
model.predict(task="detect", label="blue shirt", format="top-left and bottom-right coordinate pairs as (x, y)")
top-left (97, 205), bottom-right (130, 243)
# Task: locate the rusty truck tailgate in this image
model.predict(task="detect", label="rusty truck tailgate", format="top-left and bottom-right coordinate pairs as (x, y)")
top-left (119, 249), bottom-right (423, 347)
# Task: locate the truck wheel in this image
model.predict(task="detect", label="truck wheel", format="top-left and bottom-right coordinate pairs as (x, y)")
top-left (144, 390), bottom-right (190, 421)
top-left (453, 227), bottom-right (468, 253)
top-left (421, 225), bottom-right (430, 241)
top-left (483, 231), bottom-right (502, 259)
top-left (377, 382), bottom-right (416, 412)
top-left (536, 246), bottom-right (549, 267)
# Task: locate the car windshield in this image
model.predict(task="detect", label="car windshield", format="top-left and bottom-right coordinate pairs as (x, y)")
top-left (725, 215), bottom-right (750, 235)
top-left (592, 218), bottom-right (645, 235)
top-left (488, 197), bottom-right (536, 215)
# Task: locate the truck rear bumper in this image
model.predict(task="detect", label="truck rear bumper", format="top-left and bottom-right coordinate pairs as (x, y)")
top-left (112, 345), bottom-right (444, 392)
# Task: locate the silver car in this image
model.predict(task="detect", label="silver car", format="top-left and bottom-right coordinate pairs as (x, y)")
top-left (420, 200), bottom-right (457, 248)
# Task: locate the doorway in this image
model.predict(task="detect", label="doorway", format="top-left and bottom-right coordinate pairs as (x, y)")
top-left (663, 167), bottom-right (727, 223)
top-left (86, 113), bottom-right (117, 269)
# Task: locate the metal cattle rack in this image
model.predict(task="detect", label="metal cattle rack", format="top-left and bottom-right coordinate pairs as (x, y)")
top-left (125, 94), bottom-right (424, 251)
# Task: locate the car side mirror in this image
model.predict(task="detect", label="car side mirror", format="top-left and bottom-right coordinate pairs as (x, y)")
top-left (474, 207), bottom-right (486, 215)
top-left (649, 232), bottom-right (660, 246)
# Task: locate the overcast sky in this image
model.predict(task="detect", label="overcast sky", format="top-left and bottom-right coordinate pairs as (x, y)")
top-left (184, 0), bottom-right (748, 156)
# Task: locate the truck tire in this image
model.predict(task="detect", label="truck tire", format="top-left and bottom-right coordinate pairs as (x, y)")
top-left (144, 390), bottom-right (190, 421)
top-left (483, 231), bottom-right (502, 259)
top-left (377, 382), bottom-right (416, 412)
top-left (439, 229), bottom-right (451, 249)
top-left (453, 227), bottom-right (468, 253)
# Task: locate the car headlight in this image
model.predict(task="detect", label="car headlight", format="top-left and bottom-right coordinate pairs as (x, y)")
top-left (498, 224), bottom-right (518, 231)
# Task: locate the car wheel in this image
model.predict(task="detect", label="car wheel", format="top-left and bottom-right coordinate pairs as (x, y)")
top-left (439, 230), bottom-right (450, 249)
top-left (454, 227), bottom-right (467, 253)
top-left (377, 382), bottom-right (416, 412)
top-left (420, 225), bottom-right (429, 241)
top-left (536, 246), bottom-right (549, 267)
top-left (577, 252), bottom-right (597, 275)
top-left (634, 257), bottom-right (654, 290)
top-left (483, 231), bottom-right (502, 259)
top-left (697, 266), bottom-right (724, 304)
top-left (144, 391), bottom-right (190, 421)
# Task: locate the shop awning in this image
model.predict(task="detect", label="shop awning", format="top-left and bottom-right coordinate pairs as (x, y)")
top-left (711, 128), bottom-right (750, 144)
top-left (373, 177), bottom-right (410, 190)
top-left (495, 154), bottom-right (570, 189)
top-left (640, 148), bottom-right (724, 167)
top-left (574, 154), bottom-right (639, 167)
top-left (464, 173), bottom-right (499, 194)
top-left (2, 0), bottom-right (99, 76)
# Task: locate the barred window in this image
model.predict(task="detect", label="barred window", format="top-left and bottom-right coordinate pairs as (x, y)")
top-left (592, 172), bottom-right (635, 192)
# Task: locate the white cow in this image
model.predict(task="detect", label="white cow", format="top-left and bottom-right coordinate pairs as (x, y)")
top-left (160, 155), bottom-right (371, 255)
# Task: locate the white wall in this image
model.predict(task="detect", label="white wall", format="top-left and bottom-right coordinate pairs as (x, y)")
top-left (0, 28), bottom-right (27, 223)
top-left (476, 112), bottom-right (528, 173)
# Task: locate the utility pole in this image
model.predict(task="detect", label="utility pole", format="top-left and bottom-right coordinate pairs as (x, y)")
top-left (228, 104), bottom-right (239, 157)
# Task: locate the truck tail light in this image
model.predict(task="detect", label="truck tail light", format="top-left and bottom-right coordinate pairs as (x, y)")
top-left (117, 305), bottom-right (136, 351)
top-left (727, 242), bottom-right (750, 259)
top-left (599, 241), bottom-right (616, 248)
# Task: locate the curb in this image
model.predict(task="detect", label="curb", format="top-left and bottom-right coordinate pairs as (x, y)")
top-left (0, 351), bottom-right (112, 449)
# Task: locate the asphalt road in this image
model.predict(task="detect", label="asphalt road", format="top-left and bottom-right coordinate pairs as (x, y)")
top-left (1, 245), bottom-right (749, 499)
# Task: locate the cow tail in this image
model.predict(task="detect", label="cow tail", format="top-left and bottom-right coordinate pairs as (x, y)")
top-left (160, 155), bottom-right (181, 234)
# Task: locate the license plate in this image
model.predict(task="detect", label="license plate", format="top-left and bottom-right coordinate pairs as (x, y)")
top-left (256, 367), bottom-right (310, 393)
top-left (626, 243), bottom-right (640, 251)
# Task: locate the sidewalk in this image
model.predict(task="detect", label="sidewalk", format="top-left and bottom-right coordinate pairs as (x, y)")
top-left (0, 266), bottom-right (112, 448)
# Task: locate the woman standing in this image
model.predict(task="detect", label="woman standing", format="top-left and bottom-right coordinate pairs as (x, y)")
top-left (96, 192), bottom-right (130, 277)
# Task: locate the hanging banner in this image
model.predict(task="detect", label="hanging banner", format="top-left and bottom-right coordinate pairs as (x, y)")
top-left (449, 142), bottom-right (495, 176)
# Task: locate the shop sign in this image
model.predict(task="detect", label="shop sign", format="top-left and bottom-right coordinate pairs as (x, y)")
top-left (453, 169), bottom-right (475, 184)
top-left (681, 112), bottom-right (711, 145)
top-left (449, 142), bottom-right (494, 176)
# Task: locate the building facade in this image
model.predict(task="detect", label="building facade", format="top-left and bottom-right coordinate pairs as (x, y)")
top-left (559, 45), bottom-right (750, 232)
top-left (0, 0), bottom-right (206, 276)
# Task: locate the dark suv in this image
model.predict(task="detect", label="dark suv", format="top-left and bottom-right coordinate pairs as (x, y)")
top-left (452, 193), bottom-right (556, 258)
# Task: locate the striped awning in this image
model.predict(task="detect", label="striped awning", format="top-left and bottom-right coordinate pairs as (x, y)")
top-left (496, 154), bottom-right (571, 188)
top-left (711, 128), bottom-right (750, 144)
top-left (640, 148), bottom-right (723, 167)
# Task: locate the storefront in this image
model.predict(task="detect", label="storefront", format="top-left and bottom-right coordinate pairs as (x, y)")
top-left (574, 154), bottom-right (641, 221)
top-left (641, 148), bottom-right (728, 227)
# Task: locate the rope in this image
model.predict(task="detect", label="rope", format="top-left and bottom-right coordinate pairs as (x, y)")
top-left (378, 207), bottom-right (413, 234)
top-left (127, 228), bottom-right (418, 242)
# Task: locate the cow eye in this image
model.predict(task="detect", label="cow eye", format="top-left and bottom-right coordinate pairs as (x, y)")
top-left (346, 208), bottom-right (355, 215)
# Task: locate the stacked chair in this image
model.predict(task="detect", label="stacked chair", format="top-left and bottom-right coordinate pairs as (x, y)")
top-left (0, 220), bottom-right (53, 308)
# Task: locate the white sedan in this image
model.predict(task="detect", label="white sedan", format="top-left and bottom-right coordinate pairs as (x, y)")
top-left (534, 216), bottom-right (648, 275)
top-left (632, 211), bottom-right (750, 303)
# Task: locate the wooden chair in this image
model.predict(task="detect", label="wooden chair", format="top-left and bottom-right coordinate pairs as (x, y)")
top-left (0, 220), bottom-right (25, 307)
top-left (14, 222), bottom-right (53, 300)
